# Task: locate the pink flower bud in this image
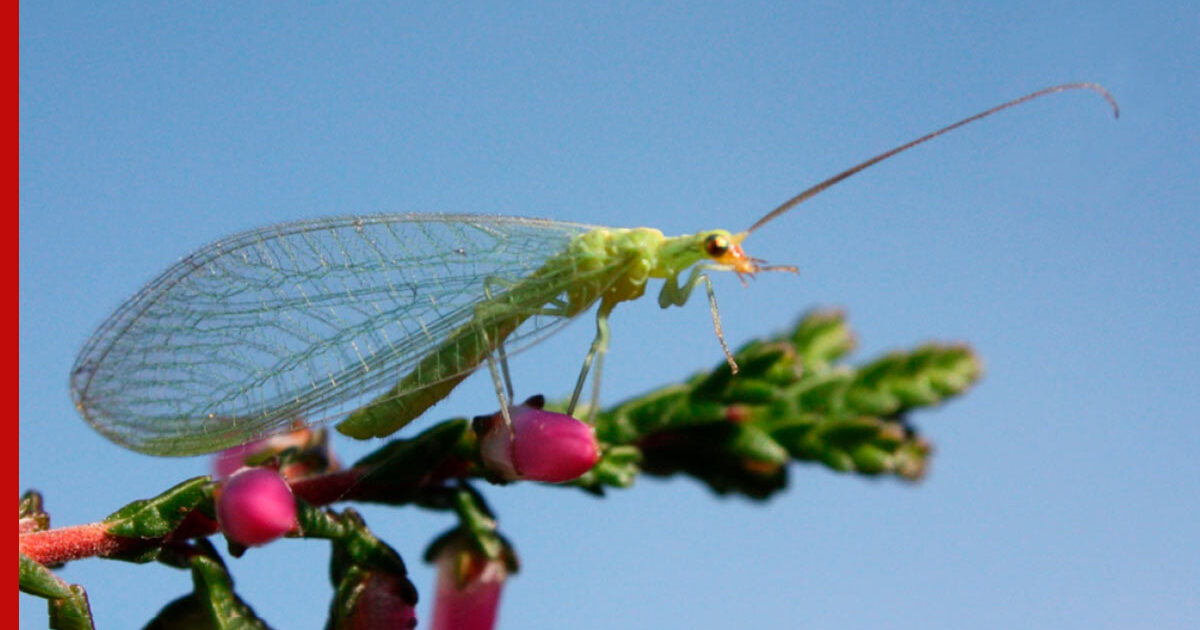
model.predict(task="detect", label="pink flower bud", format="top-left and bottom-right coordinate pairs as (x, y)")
top-left (216, 467), bottom-right (298, 547)
top-left (475, 396), bottom-right (600, 483)
top-left (431, 542), bottom-right (508, 630)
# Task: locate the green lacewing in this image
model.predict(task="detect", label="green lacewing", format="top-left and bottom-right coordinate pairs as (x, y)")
top-left (70, 83), bottom-right (1117, 455)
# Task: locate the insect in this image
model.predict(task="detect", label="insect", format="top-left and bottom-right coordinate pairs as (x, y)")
top-left (70, 83), bottom-right (1118, 456)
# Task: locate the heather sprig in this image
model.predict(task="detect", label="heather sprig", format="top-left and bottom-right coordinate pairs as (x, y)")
top-left (20, 310), bottom-right (980, 629)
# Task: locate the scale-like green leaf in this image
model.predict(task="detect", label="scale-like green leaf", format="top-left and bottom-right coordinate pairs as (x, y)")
top-left (104, 477), bottom-right (211, 539)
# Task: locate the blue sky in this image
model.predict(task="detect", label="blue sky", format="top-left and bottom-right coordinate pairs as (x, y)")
top-left (20, 3), bottom-right (1198, 629)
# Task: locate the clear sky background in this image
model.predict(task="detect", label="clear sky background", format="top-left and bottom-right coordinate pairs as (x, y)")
top-left (19, 3), bottom-right (1198, 629)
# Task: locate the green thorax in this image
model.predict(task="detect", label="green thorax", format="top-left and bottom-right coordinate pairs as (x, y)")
top-left (550, 226), bottom-right (732, 309)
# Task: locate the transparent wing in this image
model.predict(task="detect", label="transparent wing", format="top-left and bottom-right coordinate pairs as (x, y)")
top-left (70, 213), bottom-right (610, 455)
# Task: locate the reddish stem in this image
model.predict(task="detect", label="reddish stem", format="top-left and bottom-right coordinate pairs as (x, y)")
top-left (20, 466), bottom-right (369, 566)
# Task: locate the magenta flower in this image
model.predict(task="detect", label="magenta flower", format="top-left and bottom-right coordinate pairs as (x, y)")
top-left (475, 396), bottom-right (600, 483)
top-left (430, 540), bottom-right (509, 630)
top-left (215, 467), bottom-right (298, 547)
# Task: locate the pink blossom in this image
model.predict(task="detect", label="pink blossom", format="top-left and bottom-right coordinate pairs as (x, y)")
top-left (475, 397), bottom-right (600, 483)
top-left (430, 542), bottom-right (508, 630)
top-left (215, 467), bottom-right (298, 547)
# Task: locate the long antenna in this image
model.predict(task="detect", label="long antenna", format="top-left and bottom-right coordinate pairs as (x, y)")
top-left (745, 83), bottom-right (1119, 234)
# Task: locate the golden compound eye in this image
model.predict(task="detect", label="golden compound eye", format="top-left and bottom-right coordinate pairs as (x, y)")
top-left (704, 234), bottom-right (730, 258)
